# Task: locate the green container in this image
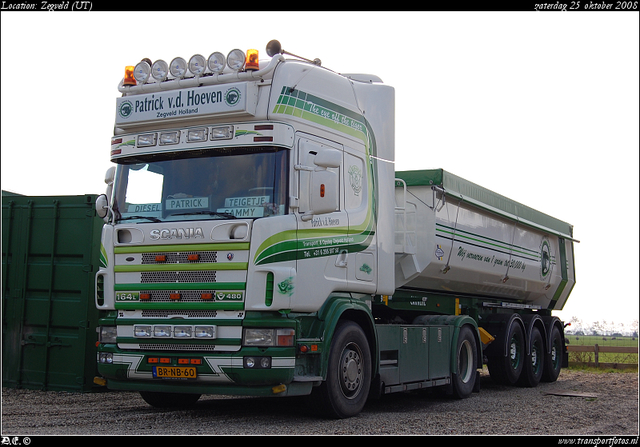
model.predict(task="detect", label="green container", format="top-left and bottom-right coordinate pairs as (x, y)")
top-left (2, 193), bottom-right (105, 392)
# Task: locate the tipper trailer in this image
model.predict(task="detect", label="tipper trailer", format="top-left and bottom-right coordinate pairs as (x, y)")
top-left (94, 40), bottom-right (577, 418)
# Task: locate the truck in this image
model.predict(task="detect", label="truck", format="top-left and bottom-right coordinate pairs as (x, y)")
top-left (94, 40), bottom-right (577, 418)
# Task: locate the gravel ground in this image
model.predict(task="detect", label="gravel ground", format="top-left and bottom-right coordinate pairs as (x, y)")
top-left (1, 369), bottom-right (637, 436)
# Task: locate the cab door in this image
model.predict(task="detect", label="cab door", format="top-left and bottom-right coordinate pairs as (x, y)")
top-left (293, 134), bottom-right (348, 309)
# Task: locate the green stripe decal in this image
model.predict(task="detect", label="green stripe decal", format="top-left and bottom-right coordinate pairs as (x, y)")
top-left (114, 262), bottom-right (248, 272)
top-left (265, 85), bottom-right (379, 266)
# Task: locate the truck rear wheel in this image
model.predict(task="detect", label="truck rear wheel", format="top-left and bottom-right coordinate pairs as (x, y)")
top-left (452, 325), bottom-right (478, 398)
top-left (487, 321), bottom-right (524, 385)
top-left (542, 325), bottom-right (563, 382)
top-left (139, 391), bottom-right (201, 408)
top-left (517, 326), bottom-right (544, 387)
top-left (314, 320), bottom-right (371, 419)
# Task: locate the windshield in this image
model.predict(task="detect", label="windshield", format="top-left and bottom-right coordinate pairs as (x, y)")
top-left (112, 148), bottom-right (288, 222)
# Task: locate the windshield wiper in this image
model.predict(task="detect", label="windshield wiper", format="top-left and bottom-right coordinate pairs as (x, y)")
top-left (168, 211), bottom-right (237, 219)
top-left (118, 215), bottom-right (162, 223)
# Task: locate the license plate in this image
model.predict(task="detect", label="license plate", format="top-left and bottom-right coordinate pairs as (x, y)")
top-left (152, 366), bottom-right (197, 379)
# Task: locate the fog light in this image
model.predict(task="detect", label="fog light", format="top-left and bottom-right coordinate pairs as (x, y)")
top-left (134, 325), bottom-right (152, 338)
top-left (98, 352), bottom-right (113, 364)
top-left (174, 326), bottom-right (193, 338)
top-left (154, 326), bottom-right (172, 338)
top-left (243, 356), bottom-right (271, 369)
top-left (194, 326), bottom-right (216, 338)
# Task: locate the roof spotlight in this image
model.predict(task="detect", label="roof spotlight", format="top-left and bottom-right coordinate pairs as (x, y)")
top-left (227, 49), bottom-right (246, 71)
top-left (188, 54), bottom-right (206, 76)
top-left (170, 57), bottom-right (187, 79)
top-left (208, 52), bottom-right (226, 74)
top-left (151, 60), bottom-right (168, 82)
top-left (133, 60), bottom-right (151, 84)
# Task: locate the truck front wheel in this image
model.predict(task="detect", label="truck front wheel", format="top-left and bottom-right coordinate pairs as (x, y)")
top-left (314, 321), bottom-right (372, 419)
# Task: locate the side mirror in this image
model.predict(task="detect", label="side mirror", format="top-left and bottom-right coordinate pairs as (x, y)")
top-left (314, 148), bottom-right (341, 169)
top-left (96, 194), bottom-right (109, 218)
top-left (96, 166), bottom-right (116, 221)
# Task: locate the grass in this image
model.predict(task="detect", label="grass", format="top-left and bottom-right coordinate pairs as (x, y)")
top-left (565, 335), bottom-right (638, 371)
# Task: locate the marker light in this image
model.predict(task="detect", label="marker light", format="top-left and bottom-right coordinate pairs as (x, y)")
top-left (187, 128), bottom-right (207, 142)
top-left (208, 52), bottom-right (226, 74)
top-left (227, 49), bottom-right (246, 71)
top-left (138, 133), bottom-right (157, 147)
top-left (170, 57), bottom-right (187, 79)
top-left (159, 131), bottom-right (180, 146)
top-left (133, 60), bottom-right (151, 84)
top-left (151, 59), bottom-right (169, 81)
top-left (188, 54), bottom-right (206, 76)
top-left (211, 125), bottom-right (233, 140)
top-left (124, 66), bottom-right (136, 86)
top-left (245, 49), bottom-right (259, 71)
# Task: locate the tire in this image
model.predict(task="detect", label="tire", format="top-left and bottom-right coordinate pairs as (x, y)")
top-left (451, 325), bottom-right (478, 399)
top-left (487, 321), bottom-right (524, 385)
top-left (517, 326), bottom-right (544, 387)
top-left (314, 321), bottom-right (372, 419)
top-left (542, 325), bottom-right (563, 382)
top-left (139, 391), bottom-right (201, 408)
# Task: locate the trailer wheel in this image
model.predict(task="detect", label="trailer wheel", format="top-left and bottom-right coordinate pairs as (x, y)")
top-left (314, 321), bottom-right (371, 419)
top-left (517, 326), bottom-right (544, 387)
top-left (488, 321), bottom-right (524, 385)
top-left (452, 325), bottom-right (478, 398)
top-left (139, 391), bottom-right (201, 408)
top-left (542, 325), bottom-right (563, 382)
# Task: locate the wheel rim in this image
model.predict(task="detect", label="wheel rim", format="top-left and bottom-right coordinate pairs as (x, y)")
top-left (458, 339), bottom-right (474, 383)
top-left (509, 334), bottom-right (522, 370)
top-left (531, 339), bottom-right (542, 374)
top-left (550, 338), bottom-right (561, 370)
top-left (339, 342), bottom-right (364, 399)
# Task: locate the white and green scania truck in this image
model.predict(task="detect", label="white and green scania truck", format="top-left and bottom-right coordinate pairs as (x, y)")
top-left (94, 40), bottom-right (577, 418)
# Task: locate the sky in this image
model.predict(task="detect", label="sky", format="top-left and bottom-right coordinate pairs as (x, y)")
top-left (1, 11), bottom-right (638, 328)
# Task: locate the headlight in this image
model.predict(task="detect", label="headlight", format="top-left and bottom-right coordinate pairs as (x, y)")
top-left (243, 328), bottom-right (294, 347)
top-left (99, 326), bottom-right (117, 344)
